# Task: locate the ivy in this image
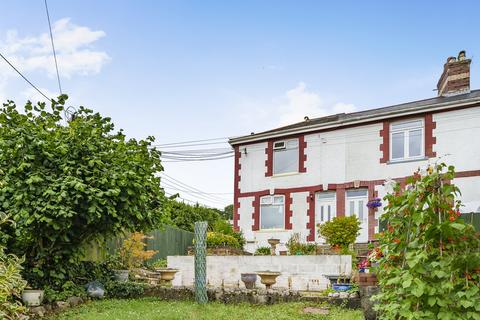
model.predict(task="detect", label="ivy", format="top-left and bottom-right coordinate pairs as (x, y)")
top-left (373, 164), bottom-right (480, 320)
top-left (0, 96), bottom-right (165, 288)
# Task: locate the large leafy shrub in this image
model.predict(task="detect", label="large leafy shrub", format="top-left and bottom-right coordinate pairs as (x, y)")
top-left (318, 216), bottom-right (361, 251)
top-left (105, 281), bottom-right (147, 299)
top-left (0, 97), bottom-right (165, 287)
top-left (374, 164), bottom-right (480, 320)
top-left (212, 219), bottom-right (246, 248)
top-left (163, 199), bottom-right (223, 232)
top-left (286, 233), bottom-right (317, 255)
top-left (0, 213), bottom-right (27, 319)
top-left (206, 232), bottom-right (241, 248)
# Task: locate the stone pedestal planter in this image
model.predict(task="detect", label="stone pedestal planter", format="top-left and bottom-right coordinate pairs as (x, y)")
top-left (257, 271), bottom-right (281, 289)
top-left (22, 289), bottom-right (44, 307)
top-left (240, 273), bottom-right (257, 289)
top-left (113, 269), bottom-right (129, 282)
top-left (267, 238), bottom-right (280, 255)
top-left (156, 268), bottom-right (179, 286)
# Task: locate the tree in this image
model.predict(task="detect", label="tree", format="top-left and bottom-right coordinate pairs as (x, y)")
top-left (0, 96), bottom-right (165, 287)
top-left (223, 204), bottom-right (233, 220)
top-left (374, 164), bottom-right (480, 320)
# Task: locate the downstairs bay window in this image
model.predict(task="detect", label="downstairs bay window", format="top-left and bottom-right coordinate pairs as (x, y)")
top-left (260, 195), bottom-right (285, 229)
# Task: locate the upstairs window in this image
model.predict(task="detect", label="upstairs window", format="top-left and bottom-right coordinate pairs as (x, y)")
top-left (260, 195), bottom-right (284, 229)
top-left (273, 139), bottom-right (299, 175)
top-left (390, 119), bottom-right (424, 161)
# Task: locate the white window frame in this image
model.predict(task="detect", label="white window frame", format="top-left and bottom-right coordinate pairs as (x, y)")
top-left (259, 195), bottom-right (285, 230)
top-left (389, 119), bottom-right (425, 162)
top-left (273, 138), bottom-right (299, 175)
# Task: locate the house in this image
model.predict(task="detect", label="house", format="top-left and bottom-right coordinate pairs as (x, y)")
top-left (228, 51), bottom-right (480, 253)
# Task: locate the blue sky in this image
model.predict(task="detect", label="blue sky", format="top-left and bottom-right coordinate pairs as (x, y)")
top-left (1, 1), bottom-right (479, 208)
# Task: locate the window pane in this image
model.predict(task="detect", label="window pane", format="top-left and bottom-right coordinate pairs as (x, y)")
top-left (320, 206), bottom-right (324, 222)
top-left (350, 201), bottom-right (355, 216)
top-left (317, 192), bottom-right (335, 200)
top-left (327, 205), bottom-right (331, 221)
top-left (274, 147), bottom-right (299, 174)
top-left (358, 201), bottom-right (364, 220)
top-left (273, 196), bottom-right (284, 204)
top-left (287, 139), bottom-right (299, 148)
top-left (260, 204), bottom-right (284, 229)
top-left (409, 129), bottom-right (422, 157)
top-left (346, 189), bottom-right (368, 197)
top-left (391, 120), bottom-right (423, 131)
top-left (391, 132), bottom-right (405, 159)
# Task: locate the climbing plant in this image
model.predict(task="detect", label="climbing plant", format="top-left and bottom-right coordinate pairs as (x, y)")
top-left (374, 164), bottom-right (480, 320)
top-left (0, 96), bottom-right (165, 287)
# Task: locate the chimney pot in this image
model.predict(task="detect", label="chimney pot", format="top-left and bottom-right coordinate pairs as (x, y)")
top-left (437, 51), bottom-right (471, 97)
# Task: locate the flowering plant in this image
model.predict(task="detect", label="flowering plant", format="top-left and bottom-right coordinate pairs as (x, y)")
top-left (367, 247), bottom-right (383, 262)
top-left (358, 258), bottom-right (370, 270)
top-left (366, 197), bottom-right (382, 209)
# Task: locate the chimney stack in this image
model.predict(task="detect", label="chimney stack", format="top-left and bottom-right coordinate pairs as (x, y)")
top-left (437, 50), bottom-right (471, 97)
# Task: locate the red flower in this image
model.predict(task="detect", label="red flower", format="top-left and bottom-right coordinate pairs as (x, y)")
top-left (393, 239), bottom-right (401, 244)
top-left (449, 216), bottom-right (455, 222)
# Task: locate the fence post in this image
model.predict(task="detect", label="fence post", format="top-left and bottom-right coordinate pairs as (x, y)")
top-left (194, 221), bottom-right (208, 304)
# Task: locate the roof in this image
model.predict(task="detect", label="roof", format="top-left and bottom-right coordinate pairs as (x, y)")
top-left (229, 89), bottom-right (480, 146)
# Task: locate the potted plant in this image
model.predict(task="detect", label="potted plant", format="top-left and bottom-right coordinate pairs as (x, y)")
top-left (22, 288), bottom-right (44, 307)
top-left (107, 254), bottom-right (129, 282)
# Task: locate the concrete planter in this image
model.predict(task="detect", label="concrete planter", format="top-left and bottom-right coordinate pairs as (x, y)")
top-left (156, 268), bottom-right (179, 286)
top-left (113, 269), bottom-right (129, 282)
top-left (257, 271), bottom-right (281, 289)
top-left (22, 289), bottom-right (44, 307)
top-left (240, 273), bottom-right (257, 289)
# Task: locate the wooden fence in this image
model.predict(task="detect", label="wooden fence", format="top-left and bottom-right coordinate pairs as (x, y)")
top-left (84, 225), bottom-right (194, 262)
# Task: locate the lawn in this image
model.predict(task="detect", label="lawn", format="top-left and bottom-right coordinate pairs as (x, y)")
top-left (49, 298), bottom-right (364, 320)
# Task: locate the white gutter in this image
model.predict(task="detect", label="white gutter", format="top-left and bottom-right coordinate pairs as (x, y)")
top-left (229, 97), bottom-right (480, 145)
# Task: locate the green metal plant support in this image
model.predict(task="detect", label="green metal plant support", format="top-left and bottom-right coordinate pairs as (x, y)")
top-left (194, 221), bottom-right (208, 304)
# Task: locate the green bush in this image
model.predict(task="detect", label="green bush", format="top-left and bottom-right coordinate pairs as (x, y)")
top-left (0, 213), bottom-right (27, 319)
top-left (212, 220), bottom-right (246, 248)
top-left (44, 281), bottom-right (87, 303)
top-left (254, 247), bottom-right (271, 255)
top-left (318, 216), bottom-right (360, 251)
top-left (286, 233), bottom-right (316, 255)
top-left (105, 281), bottom-right (147, 299)
top-left (148, 259), bottom-right (167, 270)
top-left (206, 232), bottom-right (241, 249)
top-left (0, 97), bottom-right (164, 288)
top-left (374, 164), bottom-right (480, 319)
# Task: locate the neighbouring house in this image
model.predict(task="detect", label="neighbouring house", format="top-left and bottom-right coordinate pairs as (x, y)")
top-left (228, 51), bottom-right (480, 252)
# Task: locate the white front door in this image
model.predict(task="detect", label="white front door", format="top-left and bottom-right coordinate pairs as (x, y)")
top-left (346, 189), bottom-right (369, 243)
top-left (315, 192), bottom-right (336, 243)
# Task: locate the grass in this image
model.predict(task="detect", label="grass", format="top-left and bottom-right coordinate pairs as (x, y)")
top-left (49, 298), bottom-right (364, 320)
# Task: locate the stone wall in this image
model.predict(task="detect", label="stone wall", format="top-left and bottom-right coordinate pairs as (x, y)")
top-left (167, 255), bottom-right (351, 291)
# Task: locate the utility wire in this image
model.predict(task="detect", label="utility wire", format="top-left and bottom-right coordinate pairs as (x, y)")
top-left (44, 0), bottom-right (62, 94)
top-left (0, 52), bottom-right (53, 101)
top-left (160, 173), bottom-right (228, 203)
top-left (154, 137), bottom-right (230, 147)
top-left (161, 179), bottom-right (228, 205)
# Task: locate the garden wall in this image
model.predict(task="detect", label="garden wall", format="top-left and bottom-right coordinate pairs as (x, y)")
top-left (167, 255), bottom-right (351, 291)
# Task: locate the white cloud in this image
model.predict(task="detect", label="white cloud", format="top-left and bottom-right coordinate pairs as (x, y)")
top-left (1, 18), bottom-right (110, 79)
top-left (278, 82), bottom-right (355, 126)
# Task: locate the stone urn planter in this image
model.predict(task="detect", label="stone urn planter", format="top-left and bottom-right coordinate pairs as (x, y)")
top-left (267, 238), bottom-right (280, 255)
top-left (240, 273), bottom-right (257, 289)
top-left (113, 269), bottom-right (129, 282)
top-left (156, 268), bottom-right (179, 286)
top-left (256, 271), bottom-right (281, 289)
top-left (22, 289), bottom-right (44, 307)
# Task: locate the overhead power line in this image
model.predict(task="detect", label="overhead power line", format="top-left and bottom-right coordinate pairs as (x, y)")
top-left (161, 179), bottom-right (228, 205)
top-left (0, 52), bottom-right (53, 101)
top-left (44, 0), bottom-right (62, 94)
top-left (160, 172), bottom-right (228, 203)
top-left (154, 137), bottom-right (230, 147)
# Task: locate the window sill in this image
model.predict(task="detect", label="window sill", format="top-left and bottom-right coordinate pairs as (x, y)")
top-left (271, 172), bottom-right (300, 178)
top-left (387, 157), bottom-right (428, 165)
top-left (255, 229), bottom-right (289, 233)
